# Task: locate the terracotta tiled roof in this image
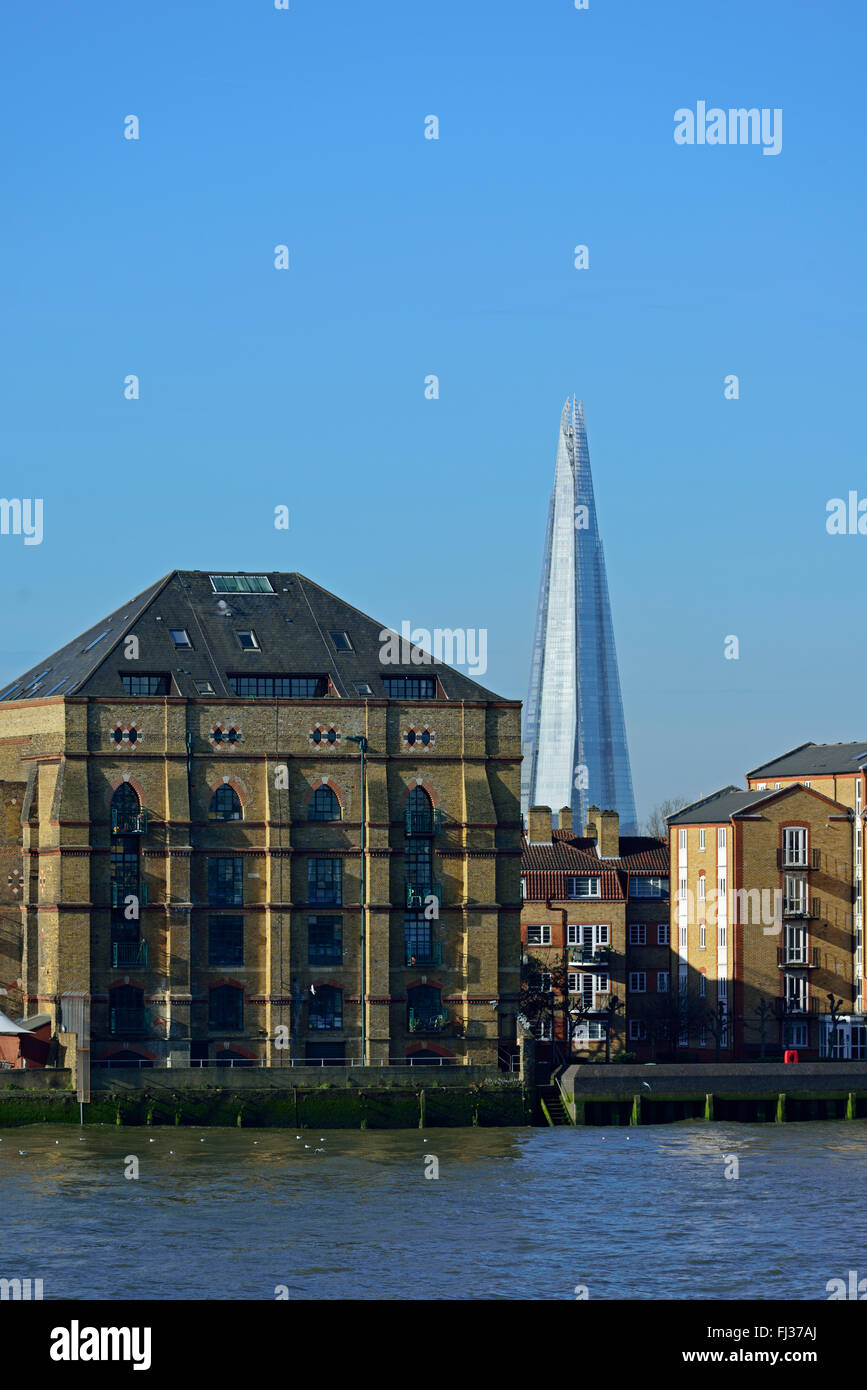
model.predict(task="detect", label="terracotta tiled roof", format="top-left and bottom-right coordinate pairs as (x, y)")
top-left (521, 832), bottom-right (669, 903)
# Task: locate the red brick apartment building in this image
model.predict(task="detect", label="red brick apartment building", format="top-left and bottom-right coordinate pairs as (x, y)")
top-left (520, 805), bottom-right (670, 1061)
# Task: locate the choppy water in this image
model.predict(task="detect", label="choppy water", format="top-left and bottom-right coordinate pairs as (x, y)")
top-left (1, 1121), bottom-right (865, 1299)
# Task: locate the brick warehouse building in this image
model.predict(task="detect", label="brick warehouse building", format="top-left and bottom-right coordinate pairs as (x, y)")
top-left (668, 780), bottom-right (856, 1060)
top-left (520, 805), bottom-right (670, 1060)
top-left (0, 571), bottom-right (522, 1069)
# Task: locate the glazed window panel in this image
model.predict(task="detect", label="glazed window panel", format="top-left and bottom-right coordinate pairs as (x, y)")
top-left (208, 857), bottom-right (244, 906)
top-left (308, 858), bottom-right (342, 905)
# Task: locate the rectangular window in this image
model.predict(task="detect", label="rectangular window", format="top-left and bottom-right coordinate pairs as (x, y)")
top-left (309, 916), bottom-right (343, 964)
top-left (679, 924), bottom-right (688, 950)
top-left (628, 971), bottom-right (646, 993)
top-left (354, 682), bottom-right (374, 696)
top-left (406, 838), bottom-right (432, 890)
top-left (628, 1020), bottom-right (647, 1041)
top-left (527, 971), bottom-right (552, 993)
top-left (382, 677), bottom-right (438, 700)
top-left (657, 971), bottom-right (669, 992)
top-left (210, 574), bottom-right (274, 594)
top-left (596, 973), bottom-right (609, 993)
top-left (121, 674), bottom-right (170, 696)
top-left (699, 923), bottom-right (706, 949)
top-left (699, 828), bottom-right (706, 851)
top-left (657, 922), bottom-right (669, 945)
top-left (678, 829), bottom-right (687, 852)
top-left (783, 827), bottom-right (808, 866)
top-left (698, 1024), bottom-right (707, 1047)
top-left (228, 675), bottom-right (328, 698)
top-left (195, 679), bottom-right (215, 694)
top-left (699, 973), bottom-right (707, 997)
top-left (567, 876), bottom-right (600, 899)
top-left (236, 630), bottom-right (260, 651)
top-left (208, 987), bottom-right (243, 1031)
top-left (628, 923), bottom-right (646, 946)
top-left (329, 631), bottom-right (353, 651)
top-left (308, 858), bottom-right (342, 905)
top-left (717, 827), bottom-right (726, 849)
top-left (168, 629), bottom-right (192, 648)
top-left (208, 915), bottom-right (244, 966)
top-left (718, 923), bottom-right (727, 950)
top-left (527, 924), bottom-right (552, 946)
top-left (207, 857), bottom-right (244, 907)
top-left (567, 924), bottom-right (580, 945)
top-left (630, 876), bottom-right (669, 898)
top-left (698, 876), bottom-right (706, 901)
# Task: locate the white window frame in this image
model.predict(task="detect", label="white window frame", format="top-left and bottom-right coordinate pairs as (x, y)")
top-left (628, 971), bottom-right (646, 993)
top-left (628, 922), bottom-right (646, 946)
top-left (699, 923), bottom-right (706, 950)
top-left (526, 924), bottom-right (551, 946)
top-left (657, 971), bottom-right (669, 992)
top-left (699, 828), bottom-right (706, 851)
top-left (628, 1020), bottom-right (647, 1041)
top-left (567, 876), bottom-right (601, 899)
top-left (698, 875), bottom-right (706, 901)
top-left (699, 973), bottom-right (707, 998)
top-left (657, 922), bottom-right (669, 946)
top-left (717, 827), bottom-right (727, 849)
top-left (678, 829), bottom-right (687, 852)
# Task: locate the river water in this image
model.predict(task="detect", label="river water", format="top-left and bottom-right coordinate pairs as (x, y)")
top-left (1, 1121), bottom-right (865, 1300)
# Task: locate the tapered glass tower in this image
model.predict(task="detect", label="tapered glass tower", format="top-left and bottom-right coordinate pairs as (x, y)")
top-left (522, 398), bottom-right (638, 835)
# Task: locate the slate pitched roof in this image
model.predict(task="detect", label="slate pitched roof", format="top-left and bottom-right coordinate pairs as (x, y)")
top-left (0, 571), bottom-right (508, 704)
top-left (746, 741), bottom-right (867, 779)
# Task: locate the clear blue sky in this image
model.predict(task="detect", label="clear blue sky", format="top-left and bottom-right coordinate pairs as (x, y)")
top-left (1, 0), bottom-right (864, 824)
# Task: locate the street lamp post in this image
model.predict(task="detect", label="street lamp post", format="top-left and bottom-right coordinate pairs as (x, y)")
top-left (346, 735), bottom-right (368, 1063)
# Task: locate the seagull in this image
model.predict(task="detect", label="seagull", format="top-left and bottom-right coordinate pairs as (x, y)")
top-left (18, 1149), bottom-right (26, 1155)
top-left (200, 1138), bottom-right (206, 1143)
top-left (304, 1144), bottom-right (312, 1149)
top-left (169, 1150), bottom-right (175, 1155)
top-left (253, 1141), bottom-right (259, 1145)
top-left (78, 1137), bottom-right (85, 1142)
top-left (295, 1135), bottom-right (301, 1140)
top-left (642, 1082), bottom-right (652, 1090)
top-left (55, 1140), bottom-right (60, 1145)
top-left (149, 1138), bottom-right (155, 1143)
top-left (314, 1147), bottom-right (325, 1153)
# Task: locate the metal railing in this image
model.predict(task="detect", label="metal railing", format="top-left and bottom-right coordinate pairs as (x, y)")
top-left (91, 1055), bottom-right (469, 1069)
top-left (112, 940), bottom-right (148, 968)
top-left (406, 881), bottom-right (442, 910)
top-left (111, 880), bottom-right (149, 909)
top-left (777, 945), bottom-right (820, 967)
top-left (111, 809), bottom-right (148, 834)
top-left (405, 943), bottom-right (443, 965)
top-left (405, 807), bottom-right (442, 837)
top-left (408, 1010), bottom-right (450, 1033)
top-left (568, 947), bottom-right (611, 966)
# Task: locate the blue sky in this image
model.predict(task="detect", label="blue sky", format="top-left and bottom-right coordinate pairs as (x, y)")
top-left (1, 0), bottom-right (864, 823)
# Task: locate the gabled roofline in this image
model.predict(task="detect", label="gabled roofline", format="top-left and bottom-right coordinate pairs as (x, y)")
top-left (732, 782), bottom-right (852, 817)
top-left (665, 786), bottom-right (743, 826)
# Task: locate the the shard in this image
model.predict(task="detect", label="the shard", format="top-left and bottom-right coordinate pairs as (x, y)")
top-left (522, 398), bottom-right (638, 835)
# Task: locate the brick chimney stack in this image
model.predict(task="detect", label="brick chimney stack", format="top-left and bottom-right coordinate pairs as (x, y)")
top-left (598, 809), bottom-right (620, 858)
top-left (527, 805), bottom-right (553, 845)
top-left (558, 806), bottom-right (572, 832)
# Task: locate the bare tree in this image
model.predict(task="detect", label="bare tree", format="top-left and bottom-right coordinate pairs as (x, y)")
top-left (643, 798), bottom-right (692, 839)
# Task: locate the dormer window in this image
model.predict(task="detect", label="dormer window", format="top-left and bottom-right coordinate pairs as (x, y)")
top-left (567, 876), bottom-right (601, 899)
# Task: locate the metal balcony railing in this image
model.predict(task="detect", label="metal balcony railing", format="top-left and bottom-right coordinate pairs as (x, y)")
top-left (406, 881), bottom-right (442, 910)
top-left (405, 807), bottom-right (442, 837)
top-left (569, 946), bottom-right (611, 966)
top-left (111, 880), bottom-right (149, 908)
top-left (111, 808), bottom-right (148, 835)
top-left (781, 996), bottom-right (819, 1016)
top-left (408, 1010), bottom-right (450, 1033)
top-left (783, 896), bottom-right (818, 918)
top-left (110, 1007), bottom-right (150, 1034)
top-left (405, 942), bottom-right (442, 966)
top-left (777, 945), bottom-right (820, 968)
top-left (112, 940), bottom-right (148, 968)
top-left (307, 1013), bottom-right (343, 1031)
top-left (778, 848), bottom-right (820, 870)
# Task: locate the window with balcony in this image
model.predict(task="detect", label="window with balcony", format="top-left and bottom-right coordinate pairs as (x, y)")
top-left (308, 985), bottom-right (343, 1030)
top-left (208, 857), bottom-right (244, 906)
top-left (784, 874), bottom-right (808, 915)
top-left (308, 916), bottom-right (343, 964)
top-left (209, 916), bottom-right (244, 966)
top-left (406, 838), bottom-right (433, 891)
top-left (308, 857), bottom-right (342, 905)
top-left (404, 914), bottom-right (440, 966)
top-left (308, 786), bottom-right (340, 822)
top-left (208, 983), bottom-right (244, 1030)
top-left (111, 782), bottom-right (145, 835)
top-left (783, 827), bottom-right (808, 866)
top-left (784, 924), bottom-right (807, 964)
top-left (407, 984), bottom-right (446, 1033)
top-left (210, 785), bottom-right (242, 820)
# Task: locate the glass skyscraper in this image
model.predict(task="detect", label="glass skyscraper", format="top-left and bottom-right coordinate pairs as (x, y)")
top-left (522, 397), bottom-right (638, 835)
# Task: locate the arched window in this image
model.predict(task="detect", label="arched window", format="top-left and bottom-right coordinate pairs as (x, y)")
top-left (309, 785), bottom-right (340, 822)
top-left (407, 785), bottom-right (434, 835)
top-left (210, 785), bottom-right (242, 820)
top-left (407, 984), bottom-right (444, 1033)
top-left (308, 985), bottom-right (342, 1030)
top-left (111, 782), bottom-right (142, 833)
